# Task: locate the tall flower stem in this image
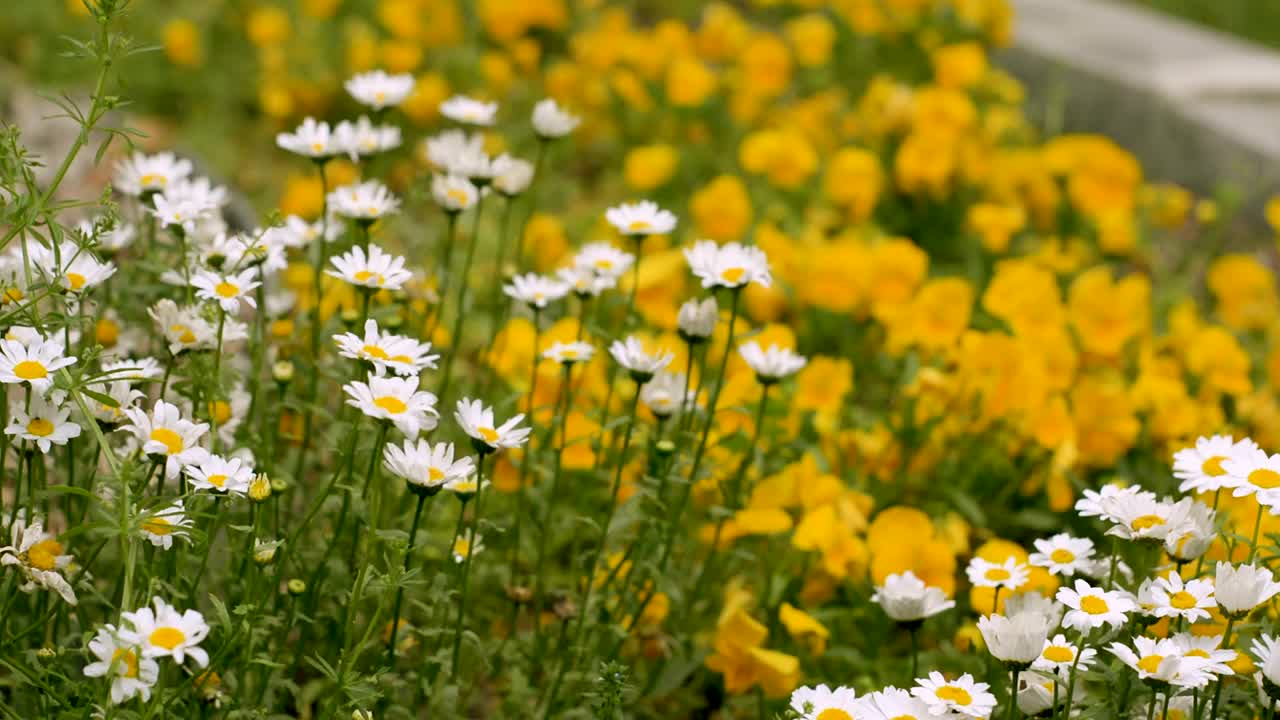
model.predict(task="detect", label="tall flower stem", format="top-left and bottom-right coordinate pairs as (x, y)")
top-left (210, 307), bottom-right (226, 453)
top-left (1007, 668), bottom-right (1021, 720)
top-left (658, 288), bottom-right (741, 569)
top-left (1248, 499), bottom-right (1266, 563)
top-left (387, 490), bottom-right (434, 665)
top-left (451, 453), bottom-right (489, 676)
top-left (508, 309), bottom-right (542, 584)
top-left (544, 383), bottom-right (643, 716)
top-left (1207, 616), bottom-right (1237, 720)
top-left (530, 363), bottom-right (572, 665)
top-left (1060, 629), bottom-right (1092, 719)
top-left (516, 139), bottom-right (548, 273)
top-left (294, 158), bottom-right (331, 486)
top-left (426, 212), bottom-right (460, 341)
top-left (438, 194), bottom-right (486, 405)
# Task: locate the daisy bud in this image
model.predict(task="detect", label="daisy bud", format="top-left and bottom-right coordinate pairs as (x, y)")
top-left (287, 578), bottom-right (307, 596)
top-left (353, 710), bottom-right (374, 720)
top-left (253, 541), bottom-right (279, 566)
top-left (248, 475), bottom-right (272, 503)
top-left (655, 440), bottom-right (676, 459)
top-left (677, 297), bottom-right (718, 343)
top-left (270, 477), bottom-right (290, 495)
top-left (36, 647), bottom-right (56, 660)
top-left (272, 360), bottom-right (294, 384)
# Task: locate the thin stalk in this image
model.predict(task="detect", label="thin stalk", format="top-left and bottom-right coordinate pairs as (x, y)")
top-left (387, 491), bottom-right (433, 665)
top-left (451, 454), bottom-right (488, 676)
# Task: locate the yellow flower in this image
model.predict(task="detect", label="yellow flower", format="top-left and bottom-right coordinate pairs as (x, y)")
top-left (739, 129), bottom-right (818, 189)
top-left (1067, 267), bottom-right (1150, 359)
top-left (163, 19), bottom-right (203, 67)
top-left (868, 507), bottom-right (957, 595)
top-left (895, 131), bottom-right (957, 196)
top-left (523, 213), bottom-right (570, 272)
top-left (784, 14), bottom-right (835, 67)
top-left (932, 42), bottom-right (987, 89)
top-left (666, 56), bottom-right (718, 107)
top-left (967, 202), bottom-right (1025, 254)
top-left (246, 6), bottom-right (291, 48)
top-left (779, 602), bottom-right (829, 655)
top-left (1071, 373), bottom-right (1139, 467)
top-left (824, 147), bottom-right (883, 223)
top-left (738, 32), bottom-right (791, 98)
top-left (623, 145), bottom-right (679, 191)
top-left (400, 73), bottom-right (451, 126)
top-left (882, 277), bottom-right (973, 354)
top-left (690, 175), bottom-right (752, 242)
top-left (1206, 254), bottom-right (1277, 331)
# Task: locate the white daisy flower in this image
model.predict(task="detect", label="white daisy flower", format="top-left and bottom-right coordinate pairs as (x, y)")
top-left (383, 439), bottom-right (475, 495)
top-left (1033, 634), bottom-right (1096, 676)
top-left (333, 319), bottom-right (439, 376)
top-left (532, 98), bottom-right (580, 139)
top-left (431, 174), bottom-right (479, 212)
top-left (978, 612), bottom-right (1052, 666)
top-left (966, 557), bottom-right (1029, 590)
top-left (1103, 494), bottom-right (1190, 542)
top-left (6, 394), bottom-right (81, 453)
top-left (609, 336), bottom-right (674, 383)
top-left (1150, 574), bottom-right (1215, 622)
top-left (454, 398), bottom-right (530, 453)
top-left (557, 266), bottom-right (616, 297)
top-left (1108, 636), bottom-right (1213, 688)
top-left (83, 625), bottom-right (160, 704)
top-left (30, 240), bottom-right (116, 293)
top-left (543, 340), bottom-right (595, 365)
top-left (0, 337), bottom-right (76, 395)
top-left (120, 596), bottom-right (210, 667)
top-left (606, 200), bottom-right (677, 237)
top-left (492, 155), bottom-right (534, 197)
top-left (504, 272), bottom-right (570, 309)
top-left (148, 191), bottom-right (215, 233)
top-left (1028, 533), bottom-right (1095, 576)
top-left (122, 400), bottom-right (210, 480)
top-left (279, 215), bottom-right (341, 248)
top-left (1175, 435), bottom-right (1256, 494)
top-left (0, 513), bottom-right (77, 604)
top-left (102, 357), bottom-right (163, 383)
top-left (1165, 500), bottom-right (1216, 562)
top-left (164, 176), bottom-right (229, 210)
top-left (114, 151), bottom-right (193, 197)
top-left (872, 570), bottom-right (956, 623)
top-left (86, 380), bottom-right (144, 426)
top-left (276, 117), bottom-right (335, 158)
top-left (440, 95), bottom-right (498, 126)
top-left (444, 473), bottom-right (488, 501)
top-left (183, 454), bottom-right (254, 495)
top-left (788, 684), bottom-right (863, 720)
top-left (344, 374), bottom-right (439, 437)
top-left (446, 146), bottom-right (499, 183)
top-left (738, 341), bottom-right (806, 382)
top-left (1075, 483), bottom-right (1157, 524)
top-left (1215, 562), bottom-right (1280, 617)
top-left (139, 500), bottom-right (192, 550)
top-left (1003, 590), bottom-right (1065, 627)
top-left (328, 180), bottom-right (400, 223)
top-left (1057, 579), bottom-right (1135, 631)
top-left (421, 129), bottom-right (485, 172)
top-left (191, 268), bottom-right (261, 314)
top-left (677, 297), bottom-right (719, 341)
top-left (867, 687), bottom-right (935, 720)
top-left (345, 70), bottom-right (414, 109)
top-left (684, 240), bottom-right (772, 289)
top-left (333, 116), bottom-right (402, 161)
top-left (1251, 635), bottom-right (1280, 685)
top-left (640, 372), bottom-right (695, 420)
top-left (574, 243), bottom-right (635, 279)
top-left (451, 529), bottom-right (484, 562)
top-left (1169, 633), bottom-right (1236, 677)
top-left (148, 299), bottom-right (216, 355)
top-left (911, 672), bottom-right (996, 718)
top-left (327, 244), bottom-right (413, 291)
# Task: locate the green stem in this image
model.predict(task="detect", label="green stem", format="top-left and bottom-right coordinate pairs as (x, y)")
top-left (451, 454), bottom-right (488, 676)
top-left (387, 491), bottom-right (432, 666)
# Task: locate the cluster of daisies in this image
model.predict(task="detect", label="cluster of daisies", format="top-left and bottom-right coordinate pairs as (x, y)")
top-left (784, 434), bottom-right (1280, 719)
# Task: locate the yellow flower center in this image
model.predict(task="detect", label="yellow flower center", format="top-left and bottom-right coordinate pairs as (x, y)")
top-left (362, 344), bottom-right (389, 359)
top-left (170, 323), bottom-right (197, 344)
top-left (209, 400), bottom-right (232, 425)
top-left (26, 418), bottom-right (54, 437)
top-left (446, 189), bottom-right (470, 205)
top-left (596, 259), bottom-right (614, 271)
top-left (149, 627), bottom-right (186, 650)
top-left (111, 648), bottom-right (140, 678)
top-left (985, 568), bottom-right (1011, 582)
top-left (890, 716), bottom-right (919, 720)
top-left (454, 537), bottom-right (471, 556)
top-left (375, 90), bottom-right (386, 102)
top-left (207, 474), bottom-right (228, 488)
top-left (27, 538), bottom-right (63, 571)
top-left (139, 173), bottom-right (166, 188)
top-left (477, 426), bottom-right (500, 443)
top-left (214, 281), bottom-right (240, 298)
top-left (562, 348), bottom-right (578, 359)
top-left (1131, 515), bottom-right (1165, 531)
top-left (720, 267), bottom-right (746, 284)
top-left (142, 517), bottom-right (174, 536)
top-left (353, 270), bottom-right (386, 286)
top-left (149, 428), bottom-right (185, 455)
top-left (310, 142), bottom-right (325, 153)
top-left (1080, 595), bottom-right (1110, 615)
top-left (1050, 548), bottom-right (1076, 564)
top-left (390, 354), bottom-right (411, 364)
top-left (428, 467), bottom-right (445, 482)
top-left (1137, 654), bottom-right (1164, 674)
top-left (935, 686), bottom-right (972, 705)
top-left (66, 272), bottom-right (87, 291)
top-left (817, 710), bottom-right (853, 720)
top-left (1043, 645), bottom-right (1074, 663)
top-left (13, 360), bottom-right (47, 380)
top-left (374, 396), bottom-right (407, 414)
top-left (1169, 590), bottom-right (1198, 610)
top-left (1186, 649), bottom-right (1210, 659)
top-left (1249, 468), bottom-right (1280, 489)
top-left (626, 220), bottom-right (651, 232)
top-left (1201, 455), bottom-right (1227, 476)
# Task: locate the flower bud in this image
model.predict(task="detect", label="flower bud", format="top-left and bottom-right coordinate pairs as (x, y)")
top-left (677, 297), bottom-right (717, 342)
top-left (271, 477), bottom-right (290, 494)
top-left (287, 578), bottom-right (307, 596)
top-left (248, 474), bottom-right (272, 502)
top-left (272, 360), bottom-right (294, 384)
top-left (253, 540), bottom-right (279, 566)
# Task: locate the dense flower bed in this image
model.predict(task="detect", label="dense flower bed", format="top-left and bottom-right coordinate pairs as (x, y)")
top-left (3, 1), bottom-right (1280, 718)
